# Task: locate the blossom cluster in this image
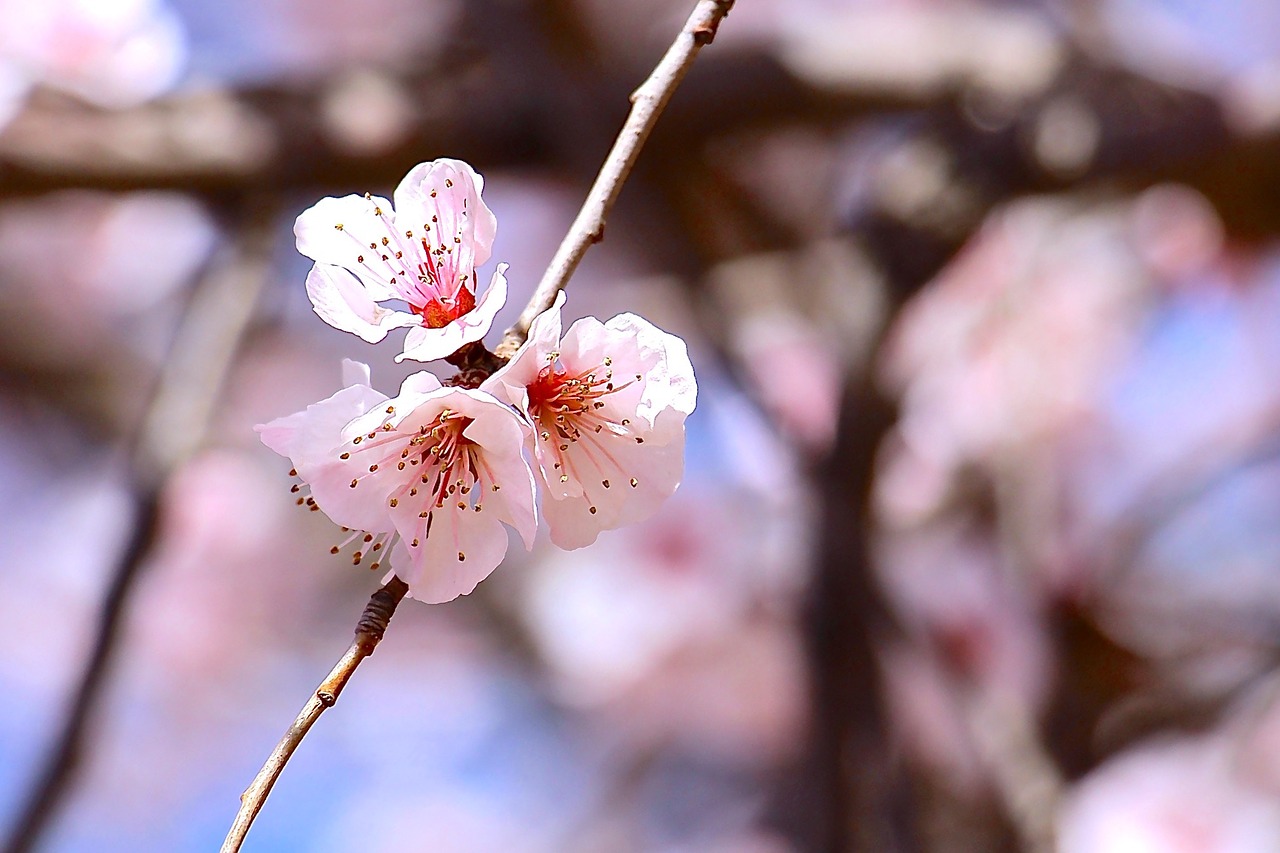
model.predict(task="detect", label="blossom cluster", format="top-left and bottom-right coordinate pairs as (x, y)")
top-left (259, 160), bottom-right (696, 603)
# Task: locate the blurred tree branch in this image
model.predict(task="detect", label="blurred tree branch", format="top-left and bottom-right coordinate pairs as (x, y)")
top-left (2, 200), bottom-right (275, 853)
top-left (7, 4), bottom-right (1280, 851)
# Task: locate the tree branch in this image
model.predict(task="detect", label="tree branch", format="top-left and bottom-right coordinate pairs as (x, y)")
top-left (220, 576), bottom-right (409, 853)
top-left (2, 200), bottom-right (276, 853)
top-left (221, 2), bottom-right (735, 843)
top-left (494, 0), bottom-right (735, 357)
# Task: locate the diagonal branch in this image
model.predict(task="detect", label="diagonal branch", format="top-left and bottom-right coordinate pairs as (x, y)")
top-left (220, 577), bottom-right (409, 853)
top-left (220, 3), bottom-right (736, 847)
top-left (495, 0), bottom-right (735, 357)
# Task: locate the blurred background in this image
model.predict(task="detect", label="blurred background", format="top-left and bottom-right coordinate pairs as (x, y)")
top-left (3, 0), bottom-right (1280, 850)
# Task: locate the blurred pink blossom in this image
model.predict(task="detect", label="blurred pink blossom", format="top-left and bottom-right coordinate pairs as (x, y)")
top-left (882, 197), bottom-right (1154, 495)
top-left (735, 313), bottom-right (840, 452)
top-left (0, 191), bottom-right (215, 362)
top-left (0, 0), bottom-right (184, 123)
top-left (1059, 735), bottom-right (1280, 853)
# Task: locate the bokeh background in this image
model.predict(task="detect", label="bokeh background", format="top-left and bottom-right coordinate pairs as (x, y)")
top-left (4, 0), bottom-right (1280, 851)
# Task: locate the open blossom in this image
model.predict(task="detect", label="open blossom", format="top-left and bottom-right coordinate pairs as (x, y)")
top-left (482, 294), bottom-right (697, 549)
top-left (294, 159), bottom-right (507, 363)
top-left (257, 361), bottom-right (536, 603)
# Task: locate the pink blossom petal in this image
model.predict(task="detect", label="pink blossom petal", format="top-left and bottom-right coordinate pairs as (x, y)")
top-left (391, 370), bottom-right (445, 410)
top-left (616, 407), bottom-right (688, 526)
top-left (481, 291), bottom-right (565, 410)
top-left (305, 264), bottom-right (418, 343)
top-left (340, 358), bottom-right (372, 388)
top-left (557, 316), bottom-right (651, 424)
top-left (540, 412), bottom-right (686, 549)
top-left (394, 264), bottom-right (508, 363)
top-left (608, 312), bottom-right (698, 418)
top-left (255, 364), bottom-right (397, 533)
top-left (294, 194), bottom-right (402, 300)
top-left (261, 375), bottom-right (536, 602)
top-left (386, 512), bottom-right (510, 604)
top-left (393, 158), bottom-right (497, 272)
top-left (454, 392), bottom-right (538, 548)
top-left (293, 161), bottom-right (508, 360)
top-left (256, 361), bottom-right (385, 471)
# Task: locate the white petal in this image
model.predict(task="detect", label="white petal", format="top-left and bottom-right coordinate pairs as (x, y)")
top-left (391, 371), bottom-right (445, 414)
top-left (556, 315), bottom-right (651, 421)
top-left (340, 358), bottom-right (372, 388)
top-left (481, 290), bottom-right (563, 407)
top-left (394, 264), bottom-right (508, 363)
top-left (616, 413), bottom-right (687, 527)
top-left (306, 265), bottom-right (417, 343)
top-left (390, 498), bottom-right (512, 603)
top-left (466, 263), bottom-right (509, 333)
top-left (540, 433), bottom-right (684, 549)
top-left (394, 159), bottom-right (497, 274)
top-left (532, 429), bottom-right (586, 501)
top-left (535, 411), bottom-right (685, 549)
top-left (256, 377), bottom-right (385, 475)
top-left (410, 388), bottom-right (537, 548)
top-left (256, 378), bottom-right (397, 534)
top-left (542, 491), bottom-right (603, 550)
top-left (303, 459), bottom-right (399, 534)
top-left (607, 313), bottom-right (698, 418)
top-left (453, 392), bottom-right (538, 548)
top-left (294, 194), bottom-right (411, 300)
top-left (526, 290), bottom-right (565, 352)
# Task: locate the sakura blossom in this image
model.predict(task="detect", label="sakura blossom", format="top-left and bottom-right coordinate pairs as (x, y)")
top-left (257, 360), bottom-right (536, 603)
top-left (294, 159), bottom-right (507, 363)
top-left (482, 293), bottom-right (696, 550)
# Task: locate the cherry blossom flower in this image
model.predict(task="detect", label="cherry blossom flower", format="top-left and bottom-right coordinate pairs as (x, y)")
top-left (257, 360), bottom-right (536, 603)
top-left (294, 159), bottom-right (507, 363)
top-left (482, 294), bottom-right (696, 549)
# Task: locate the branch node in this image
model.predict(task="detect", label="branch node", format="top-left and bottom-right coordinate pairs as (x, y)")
top-left (220, 576), bottom-right (410, 853)
top-left (355, 576), bottom-right (409, 640)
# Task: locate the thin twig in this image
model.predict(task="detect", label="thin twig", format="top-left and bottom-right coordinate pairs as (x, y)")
top-left (221, 577), bottom-right (409, 853)
top-left (221, 4), bottom-right (735, 844)
top-left (494, 0), bottom-right (735, 358)
top-left (961, 686), bottom-right (1064, 853)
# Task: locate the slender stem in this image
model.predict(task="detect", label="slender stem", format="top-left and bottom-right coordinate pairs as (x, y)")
top-left (962, 687), bottom-right (1064, 853)
top-left (221, 576), bottom-right (409, 853)
top-left (222, 4), bottom-right (734, 844)
top-left (494, 0), bottom-right (735, 358)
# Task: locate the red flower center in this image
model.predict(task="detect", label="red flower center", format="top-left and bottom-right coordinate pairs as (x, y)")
top-left (411, 287), bottom-right (476, 329)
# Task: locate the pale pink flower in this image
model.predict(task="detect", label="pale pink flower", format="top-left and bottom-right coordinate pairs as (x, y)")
top-left (482, 294), bottom-right (696, 549)
top-left (293, 159), bottom-right (507, 363)
top-left (257, 360), bottom-right (536, 603)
